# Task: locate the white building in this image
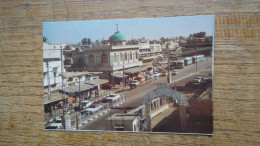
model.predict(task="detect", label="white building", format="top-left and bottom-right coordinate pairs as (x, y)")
top-left (72, 29), bottom-right (143, 76)
top-left (43, 43), bottom-right (66, 91)
top-left (138, 38), bottom-right (162, 64)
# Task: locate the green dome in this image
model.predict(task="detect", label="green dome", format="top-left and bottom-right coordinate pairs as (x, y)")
top-left (109, 32), bottom-right (126, 41)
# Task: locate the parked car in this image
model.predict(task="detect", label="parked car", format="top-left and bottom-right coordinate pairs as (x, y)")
top-left (102, 83), bottom-right (112, 90)
top-left (172, 70), bottom-right (178, 75)
top-left (83, 105), bottom-right (103, 114)
top-left (161, 71), bottom-right (168, 77)
top-left (153, 72), bottom-right (161, 77)
top-left (193, 77), bottom-right (204, 83)
top-left (106, 94), bottom-right (120, 101)
top-left (81, 100), bottom-right (92, 109)
top-left (130, 80), bottom-right (140, 86)
top-left (202, 78), bottom-right (212, 83)
top-left (145, 75), bottom-right (152, 80)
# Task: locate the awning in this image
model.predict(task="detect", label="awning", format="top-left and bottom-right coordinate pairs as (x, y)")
top-left (64, 83), bottom-right (94, 93)
top-left (85, 79), bottom-right (108, 86)
top-left (44, 92), bottom-right (68, 105)
top-left (124, 67), bottom-right (148, 74)
top-left (111, 73), bottom-right (128, 78)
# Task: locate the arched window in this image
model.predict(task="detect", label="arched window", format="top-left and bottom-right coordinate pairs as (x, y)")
top-left (88, 55), bottom-right (95, 64)
top-left (135, 51), bottom-right (138, 59)
top-left (114, 53), bottom-right (117, 62)
top-left (125, 52), bottom-right (127, 61)
top-left (130, 51), bottom-right (132, 60)
top-left (120, 53), bottom-right (123, 61)
top-left (101, 54), bottom-right (108, 64)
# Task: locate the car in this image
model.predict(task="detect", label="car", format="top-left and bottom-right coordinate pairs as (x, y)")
top-left (153, 72), bottom-right (161, 77)
top-left (129, 80), bottom-right (140, 86)
top-left (50, 123), bottom-right (62, 129)
top-left (202, 78), bottom-right (212, 83)
top-left (81, 100), bottom-right (93, 109)
top-left (161, 71), bottom-right (168, 77)
top-left (172, 70), bottom-right (178, 75)
top-left (83, 105), bottom-right (103, 114)
top-left (193, 77), bottom-right (203, 83)
top-left (102, 83), bottom-right (112, 90)
top-left (106, 94), bottom-right (120, 101)
top-left (45, 125), bottom-right (59, 129)
top-left (145, 75), bottom-right (152, 80)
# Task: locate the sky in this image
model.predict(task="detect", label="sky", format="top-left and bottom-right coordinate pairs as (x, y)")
top-left (43, 15), bottom-right (214, 45)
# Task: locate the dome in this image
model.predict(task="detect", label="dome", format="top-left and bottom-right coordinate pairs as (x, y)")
top-left (109, 32), bottom-right (126, 41)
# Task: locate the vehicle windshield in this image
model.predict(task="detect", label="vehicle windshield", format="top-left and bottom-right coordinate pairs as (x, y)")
top-left (109, 95), bottom-right (116, 97)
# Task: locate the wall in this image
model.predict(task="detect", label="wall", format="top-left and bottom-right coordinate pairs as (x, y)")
top-left (0, 0), bottom-right (259, 145)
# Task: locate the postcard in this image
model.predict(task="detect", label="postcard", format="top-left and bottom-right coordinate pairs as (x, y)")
top-left (43, 15), bottom-right (214, 135)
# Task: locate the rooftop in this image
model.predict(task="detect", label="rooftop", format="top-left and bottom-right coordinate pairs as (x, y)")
top-left (85, 79), bottom-right (108, 86)
top-left (64, 83), bottom-right (94, 93)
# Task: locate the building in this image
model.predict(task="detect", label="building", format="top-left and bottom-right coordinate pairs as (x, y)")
top-left (43, 42), bottom-right (66, 92)
top-left (138, 38), bottom-right (162, 66)
top-left (71, 27), bottom-right (143, 84)
top-left (105, 97), bottom-right (171, 132)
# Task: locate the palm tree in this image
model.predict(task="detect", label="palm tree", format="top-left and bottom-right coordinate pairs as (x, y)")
top-left (43, 36), bottom-right (48, 43)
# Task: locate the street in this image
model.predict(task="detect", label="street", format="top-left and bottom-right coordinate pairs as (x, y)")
top-left (80, 57), bottom-right (212, 130)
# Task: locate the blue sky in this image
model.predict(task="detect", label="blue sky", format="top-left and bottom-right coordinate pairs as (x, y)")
top-left (43, 15), bottom-right (214, 44)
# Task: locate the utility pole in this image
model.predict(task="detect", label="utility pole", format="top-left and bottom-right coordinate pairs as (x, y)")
top-left (195, 47), bottom-right (198, 73)
top-left (46, 61), bottom-right (51, 100)
top-left (167, 52), bottom-right (171, 84)
top-left (76, 75), bottom-right (81, 130)
top-left (60, 49), bottom-right (66, 129)
top-left (78, 76), bottom-right (81, 110)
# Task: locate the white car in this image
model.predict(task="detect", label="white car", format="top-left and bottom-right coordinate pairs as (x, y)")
top-left (153, 72), bottom-right (161, 77)
top-left (193, 77), bottom-right (203, 83)
top-left (81, 100), bottom-right (92, 109)
top-left (106, 94), bottom-right (120, 101)
top-left (130, 80), bottom-right (140, 86)
top-left (50, 123), bottom-right (62, 129)
top-left (84, 105), bottom-right (103, 113)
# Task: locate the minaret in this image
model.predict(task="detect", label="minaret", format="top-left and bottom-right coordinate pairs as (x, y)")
top-left (116, 24), bottom-right (119, 33)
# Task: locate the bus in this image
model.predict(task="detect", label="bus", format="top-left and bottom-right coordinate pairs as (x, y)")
top-left (176, 60), bottom-right (184, 69)
top-left (192, 55), bottom-right (205, 63)
top-left (184, 57), bottom-right (192, 66)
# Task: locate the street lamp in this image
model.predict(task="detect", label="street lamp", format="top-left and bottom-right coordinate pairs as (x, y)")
top-left (78, 76), bottom-right (82, 111)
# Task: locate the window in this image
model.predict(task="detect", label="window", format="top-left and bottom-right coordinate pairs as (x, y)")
top-left (125, 52), bottom-right (127, 61)
top-left (60, 46), bottom-right (62, 49)
top-left (136, 51), bottom-right (138, 59)
top-left (120, 53), bottom-right (123, 61)
top-left (88, 55), bottom-right (95, 64)
top-left (130, 51), bottom-right (132, 60)
top-left (101, 54), bottom-right (108, 64)
top-left (114, 53), bottom-right (117, 62)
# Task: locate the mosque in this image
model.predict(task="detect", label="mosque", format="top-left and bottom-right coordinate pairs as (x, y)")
top-left (72, 25), bottom-right (144, 85)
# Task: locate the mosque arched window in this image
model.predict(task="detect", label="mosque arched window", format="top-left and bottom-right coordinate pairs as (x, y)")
top-left (114, 53), bottom-right (117, 62)
top-left (88, 55), bottom-right (95, 64)
top-left (101, 54), bottom-right (108, 64)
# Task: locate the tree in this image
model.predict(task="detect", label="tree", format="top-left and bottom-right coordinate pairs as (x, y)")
top-left (43, 36), bottom-right (48, 43)
top-left (95, 40), bottom-right (100, 45)
top-left (87, 38), bottom-right (91, 45)
top-left (81, 38), bottom-right (87, 45)
top-left (81, 38), bottom-right (92, 45)
top-left (160, 37), bottom-right (166, 44)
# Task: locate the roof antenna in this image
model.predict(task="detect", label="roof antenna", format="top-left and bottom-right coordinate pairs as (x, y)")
top-left (116, 24), bottom-right (119, 33)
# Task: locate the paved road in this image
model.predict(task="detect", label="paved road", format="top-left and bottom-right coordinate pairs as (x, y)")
top-left (80, 57), bottom-right (212, 130)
